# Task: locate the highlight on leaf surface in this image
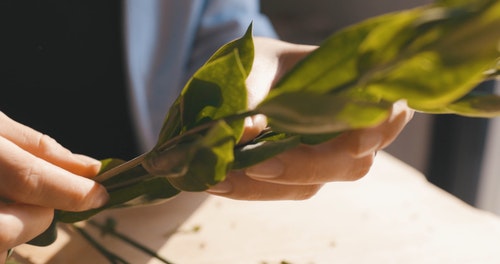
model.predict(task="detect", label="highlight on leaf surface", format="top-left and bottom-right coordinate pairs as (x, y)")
top-left (264, 0), bottom-right (500, 113)
top-left (33, 0), bottom-right (500, 248)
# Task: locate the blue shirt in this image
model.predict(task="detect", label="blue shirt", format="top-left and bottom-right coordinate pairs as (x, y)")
top-left (124, 0), bottom-right (277, 152)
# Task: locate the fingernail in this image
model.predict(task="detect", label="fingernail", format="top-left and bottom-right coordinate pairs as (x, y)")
top-left (354, 132), bottom-right (382, 158)
top-left (207, 180), bottom-right (233, 194)
top-left (89, 185), bottom-right (109, 208)
top-left (245, 157), bottom-right (284, 179)
top-left (390, 100), bottom-right (413, 123)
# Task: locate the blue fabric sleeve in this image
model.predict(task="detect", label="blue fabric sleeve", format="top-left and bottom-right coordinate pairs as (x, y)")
top-left (124, 0), bottom-right (277, 150)
top-left (186, 0), bottom-right (278, 81)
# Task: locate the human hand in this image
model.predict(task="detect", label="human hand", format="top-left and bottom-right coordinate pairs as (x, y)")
top-left (207, 37), bottom-right (414, 200)
top-left (0, 112), bottom-right (108, 261)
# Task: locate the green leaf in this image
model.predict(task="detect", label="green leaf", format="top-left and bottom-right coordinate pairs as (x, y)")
top-left (180, 50), bottom-right (247, 138)
top-left (143, 25), bottom-right (255, 192)
top-left (257, 91), bottom-right (391, 134)
top-left (26, 219), bottom-right (58, 246)
top-left (421, 92), bottom-right (500, 117)
top-left (144, 120), bottom-right (236, 191)
top-left (266, 0), bottom-right (500, 112)
top-left (57, 177), bottom-right (180, 223)
top-left (41, 2), bottom-right (500, 247)
top-left (233, 132), bottom-right (301, 169)
top-left (233, 130), bottom-right (342, 169)
top-left (156, 25), bottom-right (253, 146)
top-left (204, 22), bottom-right (255, 75)
top-left (363, 1), bottom-right (500, 109)
top-left (268, 12), bottom-right (395, 97)
top-left (56, 160), bottom-right (180, 223)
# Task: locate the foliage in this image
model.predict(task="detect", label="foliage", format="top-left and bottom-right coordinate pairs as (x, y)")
top-left (28, 0), bottom-right (500, 247)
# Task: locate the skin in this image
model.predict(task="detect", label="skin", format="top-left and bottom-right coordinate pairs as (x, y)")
top-left (207, 37), bottom-right (414, 200)
top-left (0, 112), bottom-right (107, 261)
top-left (0, 37), bottom-right (413, 262)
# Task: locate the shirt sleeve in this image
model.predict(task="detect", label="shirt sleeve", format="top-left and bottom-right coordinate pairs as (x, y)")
top-left (124, 0), bottom-right (277, 151)
top-left (186, 0), bottom-right (278, 80)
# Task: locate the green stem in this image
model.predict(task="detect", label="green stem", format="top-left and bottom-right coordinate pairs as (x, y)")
top-left (88, 220), bottom-right (175, 264)
top-left (72, 224), bottom-right (130, 264)
top-left (93, 109), bottom-right (258, 186)
top-left (155, 109), bottom-right (258, 153)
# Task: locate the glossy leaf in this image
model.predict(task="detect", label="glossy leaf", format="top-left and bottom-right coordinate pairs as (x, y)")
top-left (266, 0), bottom-right (500, 111)
top-left (156, 25), bottom-right (253, 146)
top-left (365, 0), bottom-right (500, 109)
top-left (421, 92), bottom-right (500, 117)
top-left (233, 132), bottom-right (301, 169)
top-left (57, 159), bottom-right (180, 223)
top-left (41, 1), bottom-right (500, 246)
top-left (257, 91), bottom-right (391, 134)
top-left (144, 120), bottom-right (236, 191)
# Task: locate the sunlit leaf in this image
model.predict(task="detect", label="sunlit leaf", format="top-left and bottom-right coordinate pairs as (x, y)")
top-left (257, 91), bottom-right (390, 134)
top-left (48, 1), bottom-right (500, 238)
top-left (421, 92), bottom-right (500, 117)
top-left (233, 132), bottom-right (301, 169)
top-left (145, 120), bottom-right (236, 191)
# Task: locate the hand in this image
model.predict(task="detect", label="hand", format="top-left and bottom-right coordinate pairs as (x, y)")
top-left (207, 37), bottom-right (414, 200)
top-left (0, 112), bottom-right (108, 259)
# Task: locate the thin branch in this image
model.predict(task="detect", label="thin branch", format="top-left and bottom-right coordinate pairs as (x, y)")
top-left (88, 219), bottom-right (175, 264)
top-left (72, 224), bottom-right (130, 264)
top-left (93, 152), bottom-right (148, 183)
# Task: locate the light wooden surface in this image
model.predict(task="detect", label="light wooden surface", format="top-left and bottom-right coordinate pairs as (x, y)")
top-left (13, 152), bottom-right (500, 264)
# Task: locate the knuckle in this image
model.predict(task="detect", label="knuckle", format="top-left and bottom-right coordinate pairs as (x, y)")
top-left (37, 134), bottom-right (66, 157)
top-left (7, 162), bottom-right (43, 203)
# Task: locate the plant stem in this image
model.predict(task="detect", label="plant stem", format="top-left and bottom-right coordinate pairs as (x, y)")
top-left (155, 109), bottom-right (258, 153)
top-left (88, 219), bottom-right (175, 264)
top-left (93, 109), bottom-right (258, 185)
top-left (93, 152), bottom-right (148, 183)
top-left (72, 224), bottom-right (130, 264)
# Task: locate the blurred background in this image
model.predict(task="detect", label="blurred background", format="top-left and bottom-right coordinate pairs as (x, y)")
top-left (260, 0), bottom-right (500, 215)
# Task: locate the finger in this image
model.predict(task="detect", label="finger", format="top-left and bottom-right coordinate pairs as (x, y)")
top-left (243, 138), bottom-right (376, 185)
top-left (241, 100), bottom-right (412, 185)
top-left (207, 170), bottom-right (323, 201)
top-left (246, 37), bottom-right (317, 109)
top-left (0, 112), bottom-right (100, 177)
top-left (0, 137), bottom-right (108, 211)
top-left (0, 202), bottom-right (53, 252)
top-left (343, 100), bottom-right (414, 158)
top-left (378, 100), bottom-right (414, 149)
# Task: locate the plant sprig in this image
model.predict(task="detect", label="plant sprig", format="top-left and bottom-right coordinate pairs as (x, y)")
top-left (29, 0), bottom-right (500, 247)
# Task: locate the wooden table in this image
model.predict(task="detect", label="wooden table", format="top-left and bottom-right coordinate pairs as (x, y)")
top-left (12, 152), bottom-right (500, 264)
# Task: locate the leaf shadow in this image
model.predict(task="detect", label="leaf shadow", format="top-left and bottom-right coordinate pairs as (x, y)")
top-left (43, 192), bottom-right (210, 264)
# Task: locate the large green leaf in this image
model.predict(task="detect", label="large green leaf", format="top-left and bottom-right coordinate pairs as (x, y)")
top-left (257, 91), bottom-right (391, 134)
top-left (144, 120), bottom-right (236, 191)
top-left (421, 92), bottom-right (500, 117)
top-left (364, 0), bottom-right (500, 109)
top-left (268, 11), bottom-right (397, 97)
top-left (233, 132), bottom-right (301, 169)
top-left (265, 0), bottom-right (499, 111)
top-left (57, 177), bottom-right (180, 223)
top-left (156, 25), bottom-right (254, 146)
top-left (34, 1), bottom-right (500, 248)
